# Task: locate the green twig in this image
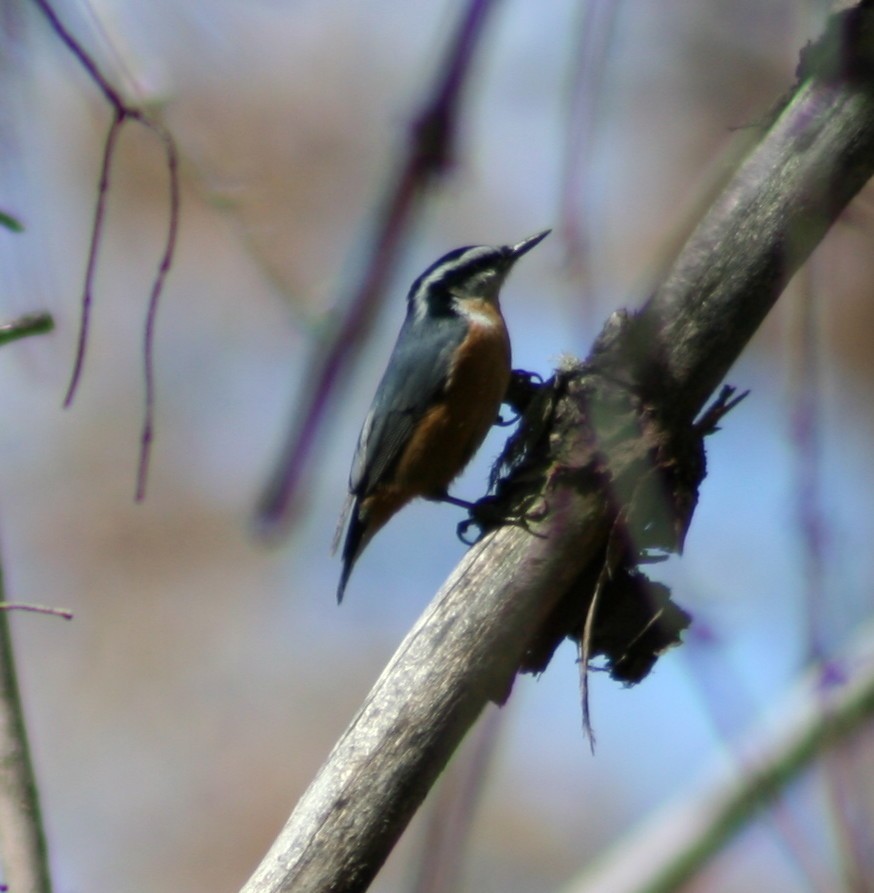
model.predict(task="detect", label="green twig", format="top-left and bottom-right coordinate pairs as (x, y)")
top-left (0, 314), bottom-right (54, 348)
top-left (0, 211), bottom-right (24, 233)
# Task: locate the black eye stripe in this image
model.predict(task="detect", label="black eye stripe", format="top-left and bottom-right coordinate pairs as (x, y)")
top-left (407, 245), bottom-right (509, 304)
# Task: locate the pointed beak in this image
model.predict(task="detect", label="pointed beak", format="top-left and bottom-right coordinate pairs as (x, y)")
top-left (508, 229), bottom-right (551, 261)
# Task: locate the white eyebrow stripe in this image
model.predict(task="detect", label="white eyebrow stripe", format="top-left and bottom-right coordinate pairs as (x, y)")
top-left (415, 246), bottom-right (494, 294)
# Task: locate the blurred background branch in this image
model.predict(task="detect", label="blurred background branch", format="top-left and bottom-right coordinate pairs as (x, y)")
top-left (563, 625), bottom-right (874, 893)
top-left (255, 0), bottom-right (499, 537)
top-left (0, 577), bottom-right (53, 893)
top-left (0, 313), bottom-right (57, 893)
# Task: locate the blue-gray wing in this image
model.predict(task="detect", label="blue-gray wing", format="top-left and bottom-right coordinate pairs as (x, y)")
top-left (349, 313), bottom-right (467, 496)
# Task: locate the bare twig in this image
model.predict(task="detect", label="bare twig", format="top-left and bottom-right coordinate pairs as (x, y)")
top-left (0, 567), bottom-right (53, 893)
top-left (137, 127), bottom-right (180, 501)
top-left (558, 0), bottom-right (621, 278)
top-left (30, 0), bottom-right (124, 108)
top-left (240, 7), bottom-right (874, 892)
top-left (0, 604), bottom-right (73, 621)
top-left (61, 108), bottom-right (124, 408)
top-left (32, 0), bottom-right (181, 501)
top-left (255, 0), bottom-right (499, 537)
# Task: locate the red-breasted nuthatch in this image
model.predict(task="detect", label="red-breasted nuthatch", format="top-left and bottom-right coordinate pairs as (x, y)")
top-left (334, 229), bottom-right (550, 602)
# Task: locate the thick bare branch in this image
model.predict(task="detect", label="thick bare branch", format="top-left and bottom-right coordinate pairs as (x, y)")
top-left (243, 503), bottom-right (605, 893)
top-left (633, 4), bottom-right (874, 421)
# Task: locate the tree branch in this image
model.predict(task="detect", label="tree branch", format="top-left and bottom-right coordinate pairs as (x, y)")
top-left (240, 6), bottom-right (874, 892)
top-left (633, 18), bottom-right (874, 422)
top-left (561, 630), bottom-right (874, 893)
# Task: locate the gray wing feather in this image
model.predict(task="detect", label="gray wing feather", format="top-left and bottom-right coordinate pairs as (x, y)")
top-left (350, 313), bottom-right (467, 496)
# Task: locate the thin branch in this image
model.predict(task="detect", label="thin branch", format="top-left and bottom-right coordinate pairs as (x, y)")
top-left (791, 264), bottom-right (869, 884)
top-left (136, 124), bottom-right (180, 501)
top-left (791, 265), bottom-right (827, 661)
top-left (0, 566), bottom-right (53, 893)
top-left (29, 0), bottom-right (125, 109)
top-left (558, 0), bottom-right (621, 278)
top-left (255, 0), bottom-right (499, 538)
top-left (0, 604), bottom-right (73, 621)
top-left (33, 0), bottom-right (181, 501)
top-left (679, 627), bottom-right (839, 892)
top-left (62, 108), bottom-right (124, 408)
top-left (240, 7), bottom-right (874, 892)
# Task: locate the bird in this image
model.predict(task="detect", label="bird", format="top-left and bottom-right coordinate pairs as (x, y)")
top-left (334, 229), bottom-right (550, 602)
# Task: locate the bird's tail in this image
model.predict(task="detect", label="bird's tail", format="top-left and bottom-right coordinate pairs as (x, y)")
top-left (332, 493), bottom-right (354, 555)
top-left (334, 491), bottom-right (401, 602)
top-left (335, 496), bottom-right (367, 604)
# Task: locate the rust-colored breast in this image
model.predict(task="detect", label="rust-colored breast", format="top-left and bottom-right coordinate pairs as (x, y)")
top-left (390, 299), bottom-right (511, 499)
